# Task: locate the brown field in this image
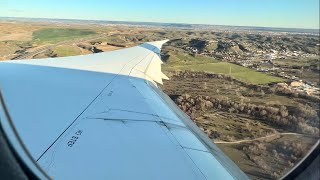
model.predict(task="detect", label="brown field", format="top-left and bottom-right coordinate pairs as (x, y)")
top-left (0, 22), bottom-right (42, 41)
top-left (0, 22), bottom-right (145, 60)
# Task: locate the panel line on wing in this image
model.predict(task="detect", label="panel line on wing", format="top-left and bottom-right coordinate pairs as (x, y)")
top-left (156, 121), bottom-right (208, 180)
top-left (129, 52), bottom-right (156, 76)
top-left (180, 146), bottom-right (210, 153)
top-left (157, 121), bottom-right (210, 153)
top-left (108, 108), bottom-right (158, 116)
top-left (36, 53), bottom-right (148, 162)
top-left (182, 148), bottom-right (208, 180)
top-left (107, 108), bottom-right (183, 124)
top-left (35, 72), bottom-right (119, 161)
top-left (87, 118), bottom-right (158, 122)
top-left (86, 117), bottom-right (188, 130)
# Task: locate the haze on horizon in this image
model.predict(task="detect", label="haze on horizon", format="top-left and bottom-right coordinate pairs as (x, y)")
top-left (0, 0), bottom-right (319, 29)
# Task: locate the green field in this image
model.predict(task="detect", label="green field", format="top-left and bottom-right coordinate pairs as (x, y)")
top-left (165, 53), bottom-right (220, 66)
top-left (52, 45), bottom-right (82, 57)
top-left (32, 28), bottom-right (96, 43)
top-left (180, 62), bottom-right (284, 84)
top-left (164, 53), bottom-right (284, 84)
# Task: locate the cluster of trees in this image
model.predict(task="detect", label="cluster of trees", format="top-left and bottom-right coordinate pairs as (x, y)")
top-left (274, 85), bottom-right (320, 102)
top-left (242, 142), bottom-right (271, 174)
top-left (174, 94), bottom-right (319, 135)
top-left (241, 140), bottom-right (308, 179)
top-left (172, 70), bottom-right (320, 103)
top-left (241, 140), bottom-right (310, 178)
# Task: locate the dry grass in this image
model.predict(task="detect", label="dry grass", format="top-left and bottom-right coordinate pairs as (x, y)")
top-left (218, 134), bottom-right (317, 179)
top-left (95, 44), bottom-right (123, 52)
top-left (0, 22), bottom-right (42, 41)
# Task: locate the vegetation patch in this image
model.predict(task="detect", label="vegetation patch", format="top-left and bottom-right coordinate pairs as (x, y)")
top-left (180, 62), bottom-right (284, 84)
top-left (32, 28), bottom-right (96, 43)
top-left (164, 53), bottom-right (284, 84)
top-left (52, 45), bottom-right (82, 57)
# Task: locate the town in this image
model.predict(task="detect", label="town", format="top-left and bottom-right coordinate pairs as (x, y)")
top-left (181, 35), bottom-right (320, 97)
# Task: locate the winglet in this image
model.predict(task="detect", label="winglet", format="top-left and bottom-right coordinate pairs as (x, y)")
top-left (143, 40), bottom-right (170, 85)
top-left (140, 40), bottom-right (169, 54)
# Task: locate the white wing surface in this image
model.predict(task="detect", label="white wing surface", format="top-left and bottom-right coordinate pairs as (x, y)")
top-left (0, 40), bottom-right (248, 180)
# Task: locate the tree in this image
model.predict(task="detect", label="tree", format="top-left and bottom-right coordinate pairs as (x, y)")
top-left (279, 106), bottom-right (289, 117)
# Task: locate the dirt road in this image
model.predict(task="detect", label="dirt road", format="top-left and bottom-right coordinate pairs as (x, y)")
top-left (214, 132), bottom-right (317, 144)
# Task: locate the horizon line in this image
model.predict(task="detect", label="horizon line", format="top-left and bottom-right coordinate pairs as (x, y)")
top-left (1, 16), bottom-right (319, 31)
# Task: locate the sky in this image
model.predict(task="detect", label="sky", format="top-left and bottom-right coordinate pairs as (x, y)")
top-left (0, 0), bottom-right (319, 29)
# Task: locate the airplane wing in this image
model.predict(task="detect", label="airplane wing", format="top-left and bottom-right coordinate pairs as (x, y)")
top-left (0, 40), bottom-right (248, 180)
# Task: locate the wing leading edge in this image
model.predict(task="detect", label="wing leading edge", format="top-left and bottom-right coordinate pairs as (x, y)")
top-left (0, 40), bottom-right (248, 179)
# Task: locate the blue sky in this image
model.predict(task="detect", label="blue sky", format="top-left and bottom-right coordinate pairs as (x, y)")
top-left (0, 0), bottom-right (319, 29)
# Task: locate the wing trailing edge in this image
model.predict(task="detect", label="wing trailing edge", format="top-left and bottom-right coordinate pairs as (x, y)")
top-left (139, 40), bottom-right (169, 85)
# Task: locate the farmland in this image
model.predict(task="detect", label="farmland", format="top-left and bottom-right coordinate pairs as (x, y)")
top-left (52, 45), bottom-right (83, 57)
top-left (179, 62), bottom-right (284, 84)
top-left (32, 28), bottom-right (96, 43)
top-left (163, 53), bottom-right (284, 84)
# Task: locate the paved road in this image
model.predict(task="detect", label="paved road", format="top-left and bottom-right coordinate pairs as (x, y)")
top-left (214, 132), bottom-right (316, 144)
top-left (11, 34), bottom-right (111, 60)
